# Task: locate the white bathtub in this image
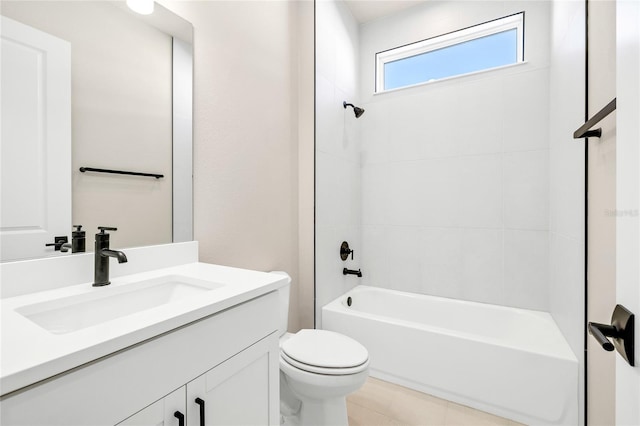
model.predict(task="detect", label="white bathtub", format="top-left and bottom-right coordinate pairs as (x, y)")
top-left (322, 286), bottom-right (578, 425)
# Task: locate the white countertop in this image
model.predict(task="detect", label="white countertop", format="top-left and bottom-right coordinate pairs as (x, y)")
top-left (0, 262), bottom-right (287, 396)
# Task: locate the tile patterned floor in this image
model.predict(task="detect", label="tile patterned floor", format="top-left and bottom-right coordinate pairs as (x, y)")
top-left (347, 377), bottom-right (525, 426)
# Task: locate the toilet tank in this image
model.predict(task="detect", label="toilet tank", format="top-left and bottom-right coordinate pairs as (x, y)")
top-left (270, 271), bottom-right (291, 336)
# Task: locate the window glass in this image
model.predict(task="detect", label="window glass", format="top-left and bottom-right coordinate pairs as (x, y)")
top-left (376, 13), bottom-right (524, 92)
top-left (384, 29), bottom-right (517, 90)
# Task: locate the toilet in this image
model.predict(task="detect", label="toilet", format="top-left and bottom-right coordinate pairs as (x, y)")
top-left (272, 271), bottom-right (369, 426)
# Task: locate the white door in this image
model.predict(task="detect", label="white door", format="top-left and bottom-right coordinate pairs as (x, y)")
top-left (0, 16), bottom-right (71, 261)
top-left (615, 0), bottom-right (640, 423)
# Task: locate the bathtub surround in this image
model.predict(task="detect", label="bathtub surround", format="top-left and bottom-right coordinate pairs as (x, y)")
top-left (358, 1), bottom-right (551, 311)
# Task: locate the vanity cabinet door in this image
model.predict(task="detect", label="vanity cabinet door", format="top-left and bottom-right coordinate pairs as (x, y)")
top-left (117, 388), bottom-right (185, 426)
top-left (186, 336), bottom-right (279, 426)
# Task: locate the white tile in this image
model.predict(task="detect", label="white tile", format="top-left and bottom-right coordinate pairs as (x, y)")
top-left (502, 70), bottom-right (550, 153)
top-left (315, 226), bottom-right (341, 307)
top-left (315, 75), bottom-right (339, 155)
top-left (332, 155), bottom-right (360, 227)
top-left (456, 78), bottom-right (503, 156)
top-left (420, 227), bottom-right (463, 299)
top-left (385, 95), bottom-right (432, 162)
top-left (456, 1), bottom-right (505, 30)
top-left (362, 163), bottom-right (390, 226)
top-left (504, 229), bottom-right (549, 310)
top-left (456, 155), bottom-right (503, 228)
top-left (385, 226), bottom-right (423, 293)
top-left (333, 0), bottom-right (359, 97)
top-left (315, 2), bottom-right (336, 83)
top-left (392, 87), bottom-right (463, 161)
top-left (315, 151), bottom-right (339, 228)
top-left (361, 226), bottom-right (389, 288)
top-left (503, 150), bottom-right (549, 230)
top-left (360, 102), bottom-right (390, 164)
top-left (460, 228), bottom-right (504, 304)
top-left (418, 157), bottom-right (463, 228)
top-left (385, 161), bottom-right (425, 226)
top-left (548, 233), bottom-right (584, 356)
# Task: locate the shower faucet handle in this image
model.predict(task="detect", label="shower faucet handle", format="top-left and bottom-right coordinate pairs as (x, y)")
top-left (340, 241), bottom-right (354, 261)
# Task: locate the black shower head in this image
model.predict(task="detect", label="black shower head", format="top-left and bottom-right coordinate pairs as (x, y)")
top-left (343, 101), bottom-right (365, 118)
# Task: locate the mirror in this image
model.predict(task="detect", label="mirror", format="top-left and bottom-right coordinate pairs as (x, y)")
top-left (0, 1), bottom-right (192, 261)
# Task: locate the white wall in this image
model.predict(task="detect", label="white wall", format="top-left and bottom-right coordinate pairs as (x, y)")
top-left (547, 1), bottom-right (585, 423)
top-left (357, 1), bottom-right (552, 311)
top-left (2, 2), bottom-right (173, 249)
top-left (161, 0), bottom-right (304, 330)
top-left (586, 1), bottom-right (616, 423)
top-left (616, 0), bottom-right (640, 422)
top-left (315, 0), bottom-right (362, 326)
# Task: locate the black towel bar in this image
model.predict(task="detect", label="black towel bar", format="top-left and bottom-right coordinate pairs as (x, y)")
top-left (573, 98), bottom-right (616, 139)
top-left (79, 167), bottom-right (164, 179)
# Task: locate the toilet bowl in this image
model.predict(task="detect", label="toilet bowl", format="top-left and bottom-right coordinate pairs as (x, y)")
top-left (271, 272), bottom-right (369, 426)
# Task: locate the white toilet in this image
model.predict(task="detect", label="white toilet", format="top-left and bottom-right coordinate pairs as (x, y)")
top-left (272, 271), bottom-right (369, 426)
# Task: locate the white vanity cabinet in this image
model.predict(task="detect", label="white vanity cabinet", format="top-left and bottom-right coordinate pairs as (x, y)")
top-left (119, 335), bottom-right (277, 426)
top-left (1, 291), bottom-right (280, 426)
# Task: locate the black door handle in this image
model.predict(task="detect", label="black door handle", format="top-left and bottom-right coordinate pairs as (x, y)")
top-left (174, 411), bottom-right (185, 426)
top-left (588, 304), bottom-right (635, 366)
top-left (195, 397), bottom-right (205, 426)
top-left (588, 322), bottom-right (616, 351)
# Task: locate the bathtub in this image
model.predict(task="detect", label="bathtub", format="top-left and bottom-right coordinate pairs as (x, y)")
top-left (322, 286), bottom-right (578, 425)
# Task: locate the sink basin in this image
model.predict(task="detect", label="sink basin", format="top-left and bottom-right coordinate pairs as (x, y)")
top-left (16, 275), bottom-right (224, 334)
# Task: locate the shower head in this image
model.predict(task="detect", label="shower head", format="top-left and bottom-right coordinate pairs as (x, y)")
top-left (343, 101), bottom-right (365, 118)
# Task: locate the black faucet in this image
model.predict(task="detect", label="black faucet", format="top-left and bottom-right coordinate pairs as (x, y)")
top-left (93, 227), bottom-right (128, 287)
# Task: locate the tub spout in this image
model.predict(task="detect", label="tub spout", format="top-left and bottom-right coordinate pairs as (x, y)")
top-left (343, 268), bottom-right (362, 278)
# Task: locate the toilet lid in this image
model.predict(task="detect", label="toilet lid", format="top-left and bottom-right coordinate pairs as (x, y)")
top-left (281, 329), bottom-right (369, 369)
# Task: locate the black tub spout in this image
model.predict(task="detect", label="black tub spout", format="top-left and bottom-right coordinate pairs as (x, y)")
top-left (343, 268), bottom-right (362, 278)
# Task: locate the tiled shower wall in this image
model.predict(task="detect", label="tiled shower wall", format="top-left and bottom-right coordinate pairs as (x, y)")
top-left (315, 0), bottom-right (361, 326)
top-left (357, 1), bottom-right (553, 311)
top-left (548, 1), bottom-right (586, 422)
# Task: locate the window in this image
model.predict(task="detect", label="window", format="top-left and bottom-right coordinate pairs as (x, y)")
top-left (376, 13), bottom-right (524, 92)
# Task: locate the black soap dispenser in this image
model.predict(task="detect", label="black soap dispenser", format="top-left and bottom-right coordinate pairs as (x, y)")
top-left (72, 225), bottom-right (86, 253)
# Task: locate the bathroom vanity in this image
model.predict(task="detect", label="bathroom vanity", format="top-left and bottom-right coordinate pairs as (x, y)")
top-left (0, 243), bottom-right (285, 425)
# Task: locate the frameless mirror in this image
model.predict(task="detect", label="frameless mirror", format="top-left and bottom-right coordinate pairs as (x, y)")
top-left (0, 1), bottom-right (192, 262)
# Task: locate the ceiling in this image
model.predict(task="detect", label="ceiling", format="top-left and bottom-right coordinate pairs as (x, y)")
top-left (343, 0), bottom-right (429, 24)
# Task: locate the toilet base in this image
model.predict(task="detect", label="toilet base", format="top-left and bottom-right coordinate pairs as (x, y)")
top-left (281, 396), bottom-right (348, 426)
top-left (280, 370), bottom-right (352, 426)
top-left (298, 396), bottom-right (349, 426)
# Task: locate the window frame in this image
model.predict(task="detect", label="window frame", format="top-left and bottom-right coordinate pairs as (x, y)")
top-left (375, 12), bottom-right (525, 93)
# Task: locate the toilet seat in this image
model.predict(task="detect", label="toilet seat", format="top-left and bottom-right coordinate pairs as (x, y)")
top-left (281, 351), bottom-right (369, 376)
top-left (281, 329), bottom-right (369, 376)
